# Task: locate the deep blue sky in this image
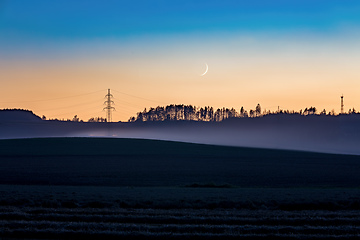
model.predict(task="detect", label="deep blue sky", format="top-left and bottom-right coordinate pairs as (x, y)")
top-left (1, 0), bottom-right (360, 40)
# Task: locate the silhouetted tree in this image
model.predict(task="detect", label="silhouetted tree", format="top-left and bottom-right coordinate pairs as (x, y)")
top-left (88, 117), bottom-right (107, 122)
top-left (303, 107), bottom-right (316, 115)
top-left (348, 108), bottom-right (357, 114)
top-left (228, 108), bottom-right (237, 118)
top-left (208, 107), bottom-right (214, 121)
top-left (255, 104), bottom-right (261, 117)
top-left (72, 115), bottom-right (79, 122)
top-left (137, 111), bottom-right (144, 122)
top-left (240, 106), bottom-right (245, 117)
top-left (309, 107), bottom-right (316, 115)
top-left (214, 108), bottom-right (222, 122)
top-left (243, 110), bottom-right (248, 118)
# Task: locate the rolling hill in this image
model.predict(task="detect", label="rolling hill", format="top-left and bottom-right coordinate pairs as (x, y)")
top-left (0, 137), bottom-right (359, 188)
top-left (1, 110), bottom-right (360, 155)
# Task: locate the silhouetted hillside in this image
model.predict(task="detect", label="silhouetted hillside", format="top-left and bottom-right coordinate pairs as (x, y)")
top-left (1, 110), bottom-right (360, 155)
top-left (0, 109), bottom-right (42, 122)
top-left (1, 137), bottom-right (359, 188)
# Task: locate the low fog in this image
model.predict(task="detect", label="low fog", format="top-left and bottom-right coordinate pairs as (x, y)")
top-left (1, 110), bottom-right (360, 155)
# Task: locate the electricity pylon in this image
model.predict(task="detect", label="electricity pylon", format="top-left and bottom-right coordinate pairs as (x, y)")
top-left (103, 89), bottom-right (115, 122)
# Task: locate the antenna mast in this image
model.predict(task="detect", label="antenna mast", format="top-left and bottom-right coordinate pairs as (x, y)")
top-left (341, 95), bottom-right (344, 114)
top-left (104, 89), bottom-right (115, 122)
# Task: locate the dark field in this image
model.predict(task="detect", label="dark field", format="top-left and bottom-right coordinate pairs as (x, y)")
top-left (0, 138), bottom-right (360, 239)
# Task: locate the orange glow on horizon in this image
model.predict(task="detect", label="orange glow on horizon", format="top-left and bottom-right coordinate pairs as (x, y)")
top-left (1, 34), bottom-right (360, 121)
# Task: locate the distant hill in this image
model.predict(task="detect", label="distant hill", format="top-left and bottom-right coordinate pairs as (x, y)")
top-left (0, 110), bottom-right (360, 155)
top-left (0, 109), bottom-right (42, 122)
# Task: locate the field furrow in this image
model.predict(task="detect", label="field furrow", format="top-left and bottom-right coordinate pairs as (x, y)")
top-left (1, 207), bottom-right (360, 239)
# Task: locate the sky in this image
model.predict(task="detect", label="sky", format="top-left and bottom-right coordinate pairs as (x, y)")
top-left (1, 0), bottom-right (360, 121)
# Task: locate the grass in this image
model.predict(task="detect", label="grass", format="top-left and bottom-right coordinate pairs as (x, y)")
top-left (1, 206), bottom-right (360, 239)
top-left (184, 183), bottom-right (236, 188)
top-left (0, 138), bottom-right (359, 188)
top-left (0, 185), bottom-right (359, 211)
top-left (0, 137), bottom-right (347, 157)
top-left (1, 137), bottom-right (360, 238)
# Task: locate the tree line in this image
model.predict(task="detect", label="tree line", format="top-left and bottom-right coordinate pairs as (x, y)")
top-left (46, 115), bottom-right (107, 122)
top-left (2, 106), bottom-right (358, 123)
top-left (128, 104), bottom-right (359, 122)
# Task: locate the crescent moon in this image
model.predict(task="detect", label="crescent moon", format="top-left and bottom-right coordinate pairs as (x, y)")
top-left (201, 64), bottom-right (208, 76)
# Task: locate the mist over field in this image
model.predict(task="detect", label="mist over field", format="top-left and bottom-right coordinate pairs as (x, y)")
top-left (2, 110), bottom-right (360, 239)
top-left (1, 135), bottom-right (360, 238)
top-left (1, 110), bottom-right (360, 155)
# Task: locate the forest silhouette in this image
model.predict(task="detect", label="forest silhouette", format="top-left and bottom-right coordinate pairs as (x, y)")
top-left (1, 105), bottom-right (359, 123)
top-left (128, 104), bottom-right (358, 122)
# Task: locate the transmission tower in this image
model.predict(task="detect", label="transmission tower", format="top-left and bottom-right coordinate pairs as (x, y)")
top-left (341, 94), bottom-right (344, 114)
top-left (103, 89), bottom-right (115, 122)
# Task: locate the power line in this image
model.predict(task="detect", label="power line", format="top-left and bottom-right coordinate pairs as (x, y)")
top-left (112, 89), bottom-right (166, 105)
top-left (113, 97), bottom-right (149, 109)
top-left (44, 105), bottom-right (104, 118)
top-left (111, 104), bottom-right (137, 112)
top-left (32, 99), bottom-right (102, 112)
top-left (1, 88), bottom-right (170, 121)
top-left (0, 89), bottom-right (106, 104)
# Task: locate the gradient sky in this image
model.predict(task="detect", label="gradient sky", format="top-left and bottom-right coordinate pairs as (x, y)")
top-left (1, 0), bottom-right (360, 121)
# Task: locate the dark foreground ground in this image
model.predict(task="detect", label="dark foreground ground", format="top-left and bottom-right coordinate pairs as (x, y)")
top-left (0, 138), bottom-right (360, 239)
